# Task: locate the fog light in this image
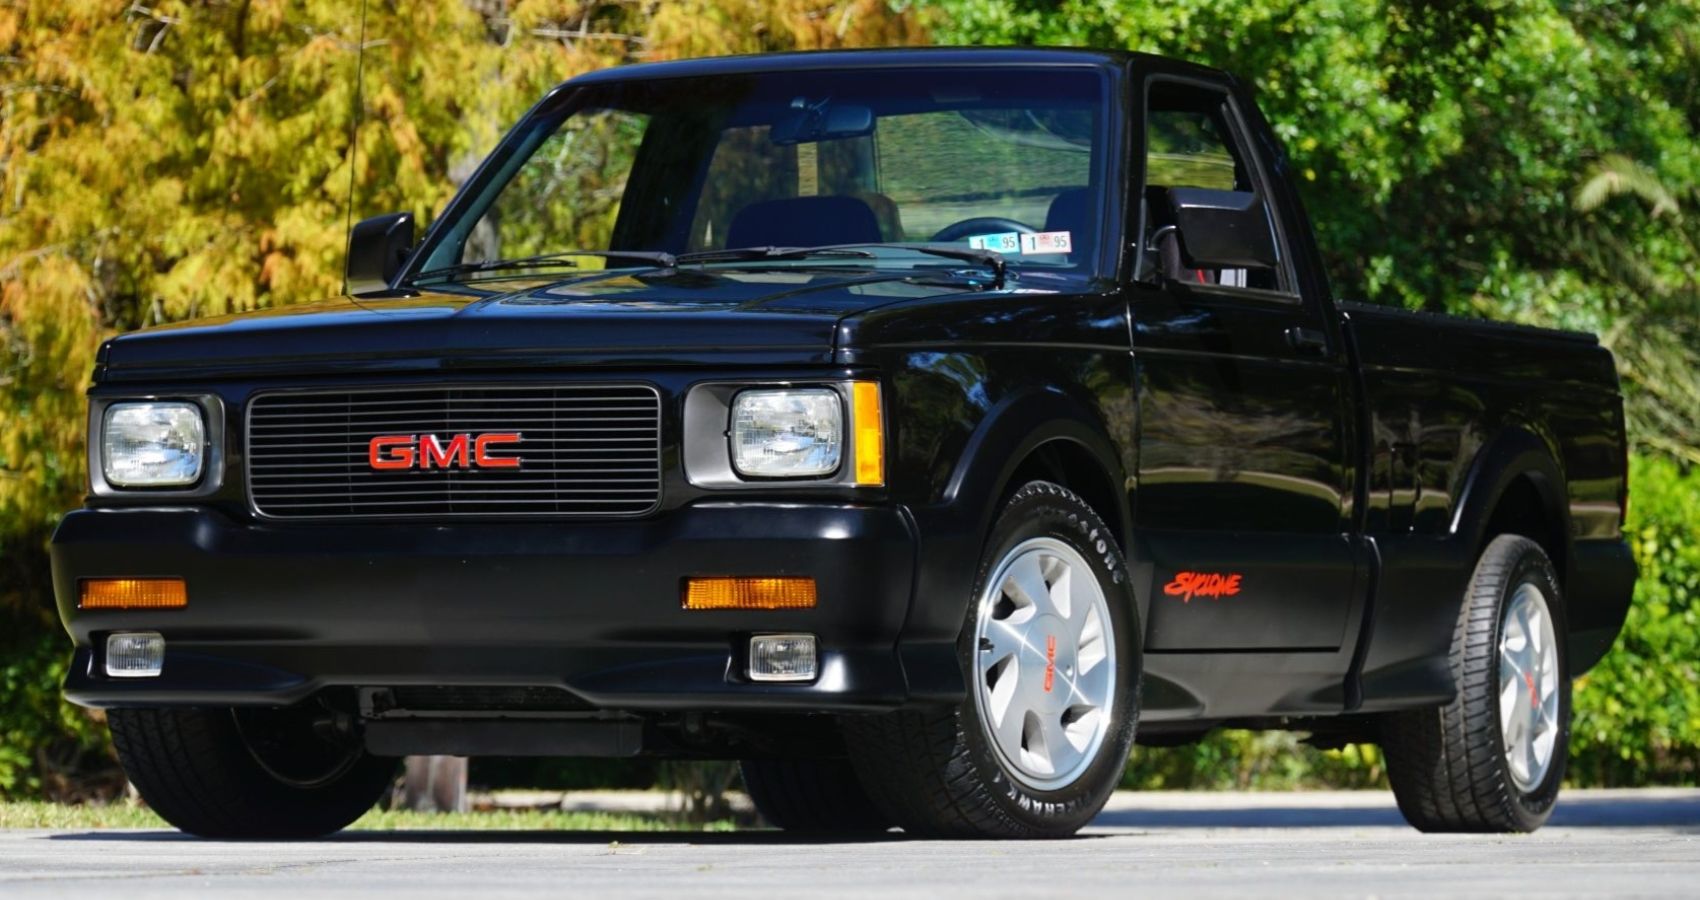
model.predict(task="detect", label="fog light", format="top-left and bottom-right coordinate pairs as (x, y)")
top-left (748, 633), bottom-right (817, 683)
top-left (105, 632), bottom-right (165, 678)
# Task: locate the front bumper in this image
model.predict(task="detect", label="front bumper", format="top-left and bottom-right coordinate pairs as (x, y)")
top-left (52, 502), bottom-right (937, 712)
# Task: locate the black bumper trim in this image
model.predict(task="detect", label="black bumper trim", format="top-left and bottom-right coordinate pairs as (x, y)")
top-left (53, 503), bottom-right (960, 711)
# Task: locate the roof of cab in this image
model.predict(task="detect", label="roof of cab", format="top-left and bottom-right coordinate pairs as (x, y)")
top-left (565, 46), bottom-right (1174, 86)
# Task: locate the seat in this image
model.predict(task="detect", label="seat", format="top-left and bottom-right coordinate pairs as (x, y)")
top-left (725, 196), bottom-right (884, 249)
top-left (1043, 188), bottom-right (1096, 262)
top-left (852, 192), bottom-right (906, 243)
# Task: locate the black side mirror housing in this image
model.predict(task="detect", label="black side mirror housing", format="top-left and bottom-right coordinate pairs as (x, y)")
top-left (346, 212), bottom-right (415, 297)
top-left (1167, 188), bottom-right (1278, 271)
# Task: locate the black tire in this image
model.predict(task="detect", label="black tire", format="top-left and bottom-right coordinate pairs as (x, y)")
top-left (109, 706), bottom-right (397, 839)
top-left (842, 481), bottom-right (1141, 838)
top-left (740, 756), bottom-right (892, 833)
top-left (1380, 534), bottom-right (1570, 833)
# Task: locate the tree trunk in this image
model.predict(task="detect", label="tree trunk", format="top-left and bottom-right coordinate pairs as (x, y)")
top-left (398, 755), bottom-right (469, 813)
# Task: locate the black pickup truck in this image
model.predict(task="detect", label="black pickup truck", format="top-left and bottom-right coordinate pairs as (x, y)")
top-left (53, 48), bottom-right (1635, 839)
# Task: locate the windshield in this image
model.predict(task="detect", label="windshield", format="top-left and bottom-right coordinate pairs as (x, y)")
top-left (411, 66), bottom-right (1108, 284)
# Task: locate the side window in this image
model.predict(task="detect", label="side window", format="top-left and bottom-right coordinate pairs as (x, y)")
top-left (1141, 82), bottom-right (1285, 292)
top-left (461, 109), bottom-right (650, 263)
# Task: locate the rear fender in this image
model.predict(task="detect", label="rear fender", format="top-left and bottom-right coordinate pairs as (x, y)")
top-left (1448, 427), bottom-right (1570, 559)
top-left (1357, 427), bottom-right (1570, 708)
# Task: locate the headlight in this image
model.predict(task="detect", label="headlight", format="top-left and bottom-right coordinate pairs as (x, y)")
top-left (102, 402), bottom-right (206, 488)
top-left (731, 389), bottom-right (842, 478)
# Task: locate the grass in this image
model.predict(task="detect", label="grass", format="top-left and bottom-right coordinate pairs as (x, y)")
top-left (0, 801), bottom-right (167, 830)
top-left (0, 800), bottom-right (735, 832)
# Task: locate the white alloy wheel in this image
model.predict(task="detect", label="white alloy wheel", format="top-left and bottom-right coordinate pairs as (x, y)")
top-left (972, 536), bottom-right (1116, 792)
top-left (1499, 582), bottom-right (1561, 793)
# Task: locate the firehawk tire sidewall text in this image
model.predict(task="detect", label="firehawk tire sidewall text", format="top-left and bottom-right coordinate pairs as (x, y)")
top-left (843, 481), bottom-right (1141, 838)
top-left (959, 481), bottom-right (1142, 834)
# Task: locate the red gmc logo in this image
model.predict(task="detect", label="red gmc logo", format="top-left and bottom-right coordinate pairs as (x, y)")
top-left (368, 433), bottom-right (523, 470)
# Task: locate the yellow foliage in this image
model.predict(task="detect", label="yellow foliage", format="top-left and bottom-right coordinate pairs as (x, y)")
top-left (0, 0), bottom-right (927, 620)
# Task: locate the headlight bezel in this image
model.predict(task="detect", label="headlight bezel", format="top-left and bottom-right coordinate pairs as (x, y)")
top-left (88, 394), bottom-right (225, 497)
top-left (683, 380), bottom-right (883, 490)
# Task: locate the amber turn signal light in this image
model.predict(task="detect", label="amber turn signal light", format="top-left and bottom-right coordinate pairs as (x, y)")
top-left (79, 578), bottom-right (188, 610)
top-left (851, 380), bottom-right (884, 487)
top-left (683, 577), bottom-right (817, 610)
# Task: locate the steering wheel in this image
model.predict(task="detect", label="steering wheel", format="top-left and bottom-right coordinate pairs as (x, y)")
top-left (929, 217), bottom-right (1037, 244)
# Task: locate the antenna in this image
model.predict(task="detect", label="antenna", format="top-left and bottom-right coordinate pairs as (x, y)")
top-left (340, 0), bottom-right (370, 296)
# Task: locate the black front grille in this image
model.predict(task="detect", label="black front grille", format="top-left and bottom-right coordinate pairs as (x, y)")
top-left (246, 384), bottom-right (661, 518)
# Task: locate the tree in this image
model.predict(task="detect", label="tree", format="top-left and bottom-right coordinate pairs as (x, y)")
top-left (1573, 154), bottom-right (1700, 465)
top-left (923, 0), bottom-right (1700, 789)
top-left (918, 0), bottom-right (1700, 505)
top-left (0, 0), bottom-right (925, 800)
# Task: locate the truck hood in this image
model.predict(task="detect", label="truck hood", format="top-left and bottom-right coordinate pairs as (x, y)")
top-left (98, 269), bottom-right (966, 381)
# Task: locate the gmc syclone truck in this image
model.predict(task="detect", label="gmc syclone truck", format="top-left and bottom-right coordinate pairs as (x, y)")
top-left (53, 48), bottom-right (1635, 839)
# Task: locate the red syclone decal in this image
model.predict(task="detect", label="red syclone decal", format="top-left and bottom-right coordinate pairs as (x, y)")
top-left (1163, 571), bottom-right (1244, 603)
top-left (367, 433), bottom-right (523, 470)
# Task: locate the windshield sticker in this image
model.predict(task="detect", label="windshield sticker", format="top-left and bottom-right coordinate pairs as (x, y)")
top-left (966, 231), bottom-right (1074, 255)
top-left (1020, 231), bottom-right (1073, 255)
top-left (967, 232), bottom-right (1021, 253)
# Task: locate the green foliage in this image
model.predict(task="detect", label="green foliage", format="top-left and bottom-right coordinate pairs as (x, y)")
top-left (924, 0), bottom-right (1700, 790)
top-left (0, 0), bottom-right (925, 801)
top-left (0, 799), bottom-right (732, 831)
top-left (1571, 456), bottom-right (1700, 785)
top-left (0, 627), bottom-right (116, 800)
top-left (1, 0), bottom-right (1697, 799)
top-left (919, 0), bottom-right (1700, 464)
top-left (1125, 733), bottom-right (1386, 791)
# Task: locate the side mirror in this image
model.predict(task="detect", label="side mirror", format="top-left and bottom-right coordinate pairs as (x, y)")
top-left (1166, 188), bottom-right (1277, 271)
top-left (346, 211), bottom-right (415, 297)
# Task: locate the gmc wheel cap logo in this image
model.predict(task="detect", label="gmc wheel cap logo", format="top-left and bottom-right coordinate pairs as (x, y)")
top-left (368, 433), bottom-right (523, 470)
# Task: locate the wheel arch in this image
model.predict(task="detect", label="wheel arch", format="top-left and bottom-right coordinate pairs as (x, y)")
top-left (896, 386), bottom-right (1135, 705)
top-left (1449, 426), bottom-right (1572, 585)
top-left (943, 388), bottom-right (1133, 558)
top-left (1357, 425), bottom-right (1578, 709)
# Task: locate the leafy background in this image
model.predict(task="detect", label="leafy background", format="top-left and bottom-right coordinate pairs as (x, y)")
top-left (1, 0), bottom-right (1695, 800)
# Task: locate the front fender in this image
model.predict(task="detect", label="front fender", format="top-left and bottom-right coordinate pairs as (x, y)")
top-left (897, 384), bottom-right (1132, 701)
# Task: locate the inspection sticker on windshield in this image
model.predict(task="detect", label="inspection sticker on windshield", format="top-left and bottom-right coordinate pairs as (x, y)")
top-left (967, 232), bottom-right (1021, 253)
top-left (1020, 231), bottom-right (1073, 255)
top-left (966, 231), bottom-right (1073, 255)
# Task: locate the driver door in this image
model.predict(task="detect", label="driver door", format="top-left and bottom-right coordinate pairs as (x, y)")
top-left (1130, 76), bottom-right (1360, 653)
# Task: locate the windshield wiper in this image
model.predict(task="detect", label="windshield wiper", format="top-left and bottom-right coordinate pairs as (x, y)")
top-left (679, 243), bottom-right (1005, 288)
top-left (894, 243), bottom-right (1008, 289)
top-left (414, 249), bottom-right (678, 281)
top-left (415, 243), bottom-right (1008, 288)
top-left (675, 246), bottom-right (878, 265)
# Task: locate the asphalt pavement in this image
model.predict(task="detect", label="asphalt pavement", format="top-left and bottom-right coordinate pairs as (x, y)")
top-left (2, 789), bottom-right (1696, 898)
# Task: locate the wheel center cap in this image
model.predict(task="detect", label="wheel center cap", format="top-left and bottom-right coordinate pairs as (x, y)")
top-left (1025, 613), bottom-right (1075, 713)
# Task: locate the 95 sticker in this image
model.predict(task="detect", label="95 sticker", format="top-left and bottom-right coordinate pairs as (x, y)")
top-left (965, 231), bottom-right (1073, 255)
top-left (1020, 231), bottom-right (1073, 255)
top-left (966, 232), bottom-right (1021, 253)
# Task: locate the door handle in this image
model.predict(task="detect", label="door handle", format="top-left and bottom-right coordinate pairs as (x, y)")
top-left (1285, 326), bottom-right (1328, 356)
